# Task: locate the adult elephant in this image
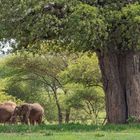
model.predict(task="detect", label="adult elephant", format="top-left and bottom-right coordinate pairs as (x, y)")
top-left (0, 101), bottom-right (16, 124)
top-left (12, 103), bottom-right (44, 125)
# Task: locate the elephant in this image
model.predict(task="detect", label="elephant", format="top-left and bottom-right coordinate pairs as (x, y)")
top-left (12, 103), bottom-right (44, 125)
top-left (3, 101), bottom-right (16, 106)
top-left (0, 101), bottom-right (16, 124)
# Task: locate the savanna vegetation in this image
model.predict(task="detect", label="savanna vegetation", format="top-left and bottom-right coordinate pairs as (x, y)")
top-left (0, 124), bottom-right (139, 139)
top-left (0, 52), bottom-right (105, 124)
top-left (1, 0), bottom-right (140, 139)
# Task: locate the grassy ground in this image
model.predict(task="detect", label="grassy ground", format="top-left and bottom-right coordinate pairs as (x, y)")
top-left (1, 132), bottom-right (140, 140)
top-left (1, 123), bottom-right (140, 133)
top-left (0, 124), bottom-right (140, 139)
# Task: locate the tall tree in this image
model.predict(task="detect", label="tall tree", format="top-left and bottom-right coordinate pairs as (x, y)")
top-left (1, 0), bottom-right (140, 124)
top-left (6, 54), bottom-right (68, 124)
top-left (60, 53), bottom-right (103, 123)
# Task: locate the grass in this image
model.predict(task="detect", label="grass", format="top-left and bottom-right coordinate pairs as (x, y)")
top-left (0, 124), bottom-right (140, 139)
top-left (0, 132), bottom-right (140, 140)
top-left (1, 123), bottom-right (140, 133)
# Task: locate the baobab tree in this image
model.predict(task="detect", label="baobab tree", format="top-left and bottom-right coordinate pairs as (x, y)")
top-left (1, 0), bottom-right (140, 123)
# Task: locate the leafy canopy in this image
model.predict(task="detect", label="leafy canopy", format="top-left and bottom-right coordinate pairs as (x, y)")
top-left (1, 0), bottom-right (140, 52)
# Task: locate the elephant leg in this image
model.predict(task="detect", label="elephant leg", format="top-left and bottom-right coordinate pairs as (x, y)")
top-left (32, 120), bottom-right (35, 125)
top-left (29, 118), bottom-right (32, 125)
top-left (36, 115), bottom-right (42, 125)
top-left (21, 107), bottom-right (31, 125)
top-left (23, 115), bottom-right (29, 125)
top-left (29, 118), bottom-right (35, 125)
top-left (25, 117), bottom-right (29, 125)
top-left (30, 119), bottom-right (33, 125)
top-left (3, 120), bottom-right (8, 125)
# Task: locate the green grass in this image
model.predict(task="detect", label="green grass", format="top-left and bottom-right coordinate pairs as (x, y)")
top-left (0, 132), bottom-right (140, 140)
top-left (1, 123), bottom-right (140, 133)
top-left (0, 124), bottom-right (140, 139)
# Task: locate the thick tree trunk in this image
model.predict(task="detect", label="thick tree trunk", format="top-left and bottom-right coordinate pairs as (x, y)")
top-left (97, 51), bottom-right (127, 124)
top-left (126, 52), bottom-right (140, 120)
top-left (97, 51), bottom-right (140, 124)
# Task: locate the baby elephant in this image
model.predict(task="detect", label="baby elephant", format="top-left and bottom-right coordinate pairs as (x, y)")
top-left (12, 103), bottom-right (44, 125)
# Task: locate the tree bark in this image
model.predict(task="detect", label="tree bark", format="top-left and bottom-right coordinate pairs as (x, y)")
top-left (53, 91), bottom-right (63, 124)
top-left (65, 108), bottom-right (70, 123)
top-left (97, 51), bottom-right (140, 124)
top-left (126, 52), bottom-right (140, 120)
top-left (97, 51), bottom-right (127, 124)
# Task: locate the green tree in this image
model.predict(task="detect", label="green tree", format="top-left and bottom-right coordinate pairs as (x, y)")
top-left (1, 53), bottom-right (70, 124)
top-left (0, 55), bottom-right (59, 122)
top-left (60, 54), bottom-right (104, 124)
top-left (60, 53), bottom-right (102, 88)
top-left (1, 53), bottom-right (103, 124)
top-left (2, 0), bottom-right (140, 124)
top-left (64, 83), bottom-right (104, 124)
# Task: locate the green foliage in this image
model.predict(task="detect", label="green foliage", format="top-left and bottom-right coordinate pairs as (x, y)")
top-left (60, 53), bottom-right (101, 86)
top-left (62, 4), bottom-right (107, 51)
top-left (2, 0), bottom-right (140, 53)
top-left (104, 3), bottom-right (140, 51)
top-left (0, 53), bottom-right (104, 124)
top-left (59, 53), bottom-right (104, 123)
top-left (0, 69), bottom-right (22, 104)
top-left (64, 84), bottom-right (104, 124)
top-left (120, 4), bottom-right (140, 50)
top-left (0, 0), bottom-right (107, 52)
top-left (2, 0), bottom-right (140, 127)
top-left (127, 116), bottom-right (138, 124)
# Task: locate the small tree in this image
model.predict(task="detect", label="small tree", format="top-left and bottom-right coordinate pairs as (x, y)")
top-left (64, 83), bottom-right (104, 124)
